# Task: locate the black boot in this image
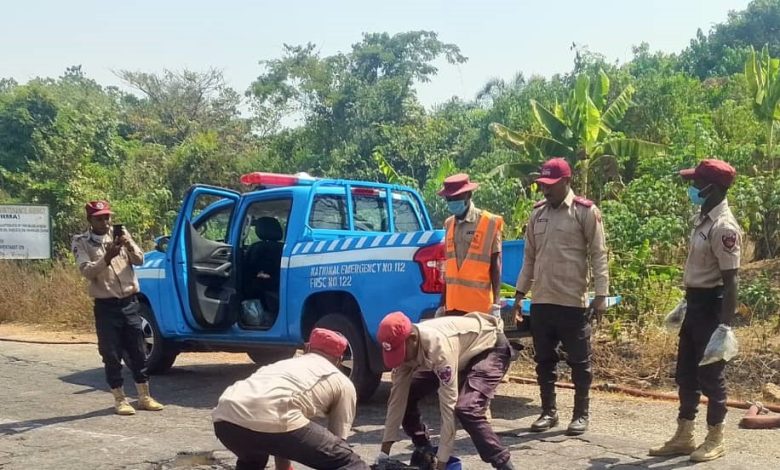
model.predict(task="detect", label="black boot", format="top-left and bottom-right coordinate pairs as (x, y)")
top-left (566, 396), bottom-right (589, 436)
top-left (496, 460), bottom-right (516, 470)
top-left (530, 391), bottom-right (558, 432)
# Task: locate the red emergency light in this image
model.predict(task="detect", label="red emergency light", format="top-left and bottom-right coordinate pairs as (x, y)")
top-left (240, 172), bottom-right (316, 188)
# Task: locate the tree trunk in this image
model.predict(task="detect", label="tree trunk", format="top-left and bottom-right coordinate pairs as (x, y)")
top-left (580, 158), bottom-right (590, 198)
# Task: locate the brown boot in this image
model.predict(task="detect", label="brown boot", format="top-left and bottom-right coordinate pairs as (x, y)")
top-left (110, 388), bottom-right (136, 416)
top-left (690, 423), bottom-right (725, 462)
top-left (135, 382), bottom-right (164, 411)
top-left (648, 419), bottom-right (696, 456)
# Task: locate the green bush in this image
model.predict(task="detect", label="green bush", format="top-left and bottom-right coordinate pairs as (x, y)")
top-left (739, 275), bottom-right (780, 321)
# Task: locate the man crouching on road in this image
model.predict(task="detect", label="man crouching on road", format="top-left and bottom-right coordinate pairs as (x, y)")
top-left (212, 328), bottom-right (370, 470)
top-left (71, 200), bottom-right (164, 416)
top-left (375, 312), bottom-right (514, 470)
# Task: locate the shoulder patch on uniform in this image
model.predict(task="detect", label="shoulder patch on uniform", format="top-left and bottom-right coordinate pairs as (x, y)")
top-left (573, 196), bottom-right (594, 207)
top-left (721, 230), bottom-right (739, 252)
top-left (533, 199), bottom-right (546, 208)
top-left (436, 365), bottom-right (453, 385)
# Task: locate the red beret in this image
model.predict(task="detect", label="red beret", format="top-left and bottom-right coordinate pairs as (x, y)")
top-left (680, 159), bottom-right (736, 188)
top-left (309, 328), bottom-right (348, 358)
top-left (85, 200), bottom-right (113, 217)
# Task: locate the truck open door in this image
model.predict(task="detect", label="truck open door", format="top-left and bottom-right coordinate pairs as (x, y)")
top-left (171, 185), bottom-right (241, 330)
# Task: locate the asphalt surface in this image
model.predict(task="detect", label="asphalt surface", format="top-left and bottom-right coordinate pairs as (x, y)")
top-left (1, 337), bottom-right (779, 469)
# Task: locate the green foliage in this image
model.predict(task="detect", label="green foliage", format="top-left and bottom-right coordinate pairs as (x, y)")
top-left (490, 69), bottom-right (664, 199)
top-left (739, 275), bottom-right (780, 320)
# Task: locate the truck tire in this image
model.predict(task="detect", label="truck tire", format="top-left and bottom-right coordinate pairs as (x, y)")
top-left (133, 303), bottom-right (178, 374)
top-left (247, 348), bottom-right (296, 366)
top-left (314, 313), bottom-right (382, 402)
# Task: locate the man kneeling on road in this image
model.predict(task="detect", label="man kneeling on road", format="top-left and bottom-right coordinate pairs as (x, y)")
top-left (212, 328), bottom-right (369, 470)
top-left (375, 311), bottom-right (514, 470)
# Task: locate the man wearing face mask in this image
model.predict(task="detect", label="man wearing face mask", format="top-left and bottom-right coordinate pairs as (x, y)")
top-left (512, 158), bottom-right (609, 436)
top-left (436, 173), bottom-right (504, 319)
top-left (649, 159), bottom-right (741, 462)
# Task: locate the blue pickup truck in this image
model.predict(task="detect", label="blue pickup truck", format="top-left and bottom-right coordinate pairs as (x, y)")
top-left (133, 172), bottom-right (618, 400)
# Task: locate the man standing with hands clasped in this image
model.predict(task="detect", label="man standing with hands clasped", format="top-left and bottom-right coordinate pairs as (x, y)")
top-left (512, 158), bottom-right (609, 436)
top-left (649, 159), bottom-right (742, 462)
top-left (436, 173), bottom-right (504, 319)
top-left (71, 200), bottom-right (164, 415)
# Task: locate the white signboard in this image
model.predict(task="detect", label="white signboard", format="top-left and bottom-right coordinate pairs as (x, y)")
top-left (0, 205), bottom-right (51, 259)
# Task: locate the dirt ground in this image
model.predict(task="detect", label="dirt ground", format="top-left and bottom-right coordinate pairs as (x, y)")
top-left (3, 323), bottom-right (780, 470)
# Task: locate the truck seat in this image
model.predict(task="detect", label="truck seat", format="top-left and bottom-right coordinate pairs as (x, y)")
top-left (243, 217), bottom-right (284, 307)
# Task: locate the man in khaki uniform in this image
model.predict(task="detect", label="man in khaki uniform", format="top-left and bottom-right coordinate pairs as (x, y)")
top-left (213, 328), bottom-right (369, 470)
top-left (375, 312), bottom-right (514, 470)
top-left (71, 200), bottom-right (163, 415)
top-left (512, 158), bottom-right (609, 435)
top-left (650, 159), bottom-right (741, 462)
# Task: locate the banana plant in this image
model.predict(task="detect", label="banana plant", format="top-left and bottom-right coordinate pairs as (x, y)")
top-left (745, 45), bottom-right (780, 166)
top-left (490, 69), bottom-right (664, 197)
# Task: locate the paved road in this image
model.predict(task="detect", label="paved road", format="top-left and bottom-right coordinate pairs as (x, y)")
top-left (1, 338), bottom-right (778, 469)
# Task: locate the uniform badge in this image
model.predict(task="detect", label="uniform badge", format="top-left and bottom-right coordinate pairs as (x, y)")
top-left (436, 365), bottom-right (453, 385)
top-left (722, 232), bottom-right (738, 252)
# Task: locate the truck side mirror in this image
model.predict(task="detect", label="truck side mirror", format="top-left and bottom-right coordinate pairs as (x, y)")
top-left (155, 235), bottom-right (170, 253)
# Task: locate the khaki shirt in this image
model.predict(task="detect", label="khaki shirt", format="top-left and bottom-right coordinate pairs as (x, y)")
top-left (71, 230), bottom-right (144, 299)
top-left (516, 190), bottom-right (609, 307)
top-left (383, 313), bottom-right (500, 463)
top-left (683, 199), bottom-right (742, 288)
top-left (449, 204), bottom-right (502, 267)
top-left (212, 353), bottom-right (356, 438)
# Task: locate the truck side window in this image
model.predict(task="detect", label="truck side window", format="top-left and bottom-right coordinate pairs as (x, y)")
top-left (193, 202), bottom-right (234, 243)
top-left (310, 195), bottom-right (347, 230)
top-left (353, 193), bottom-right (388, 232)
top-left (393, 195), bottom-right (423, 232)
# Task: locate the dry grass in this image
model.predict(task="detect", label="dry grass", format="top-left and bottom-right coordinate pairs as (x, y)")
top-left (0, 260), bottom-right (94, 331)
top-left (510, 324), bottom-right (780, 401)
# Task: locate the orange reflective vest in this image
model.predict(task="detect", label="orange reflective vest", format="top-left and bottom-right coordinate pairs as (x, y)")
top-left (444, 211), bottom-right (503, 314)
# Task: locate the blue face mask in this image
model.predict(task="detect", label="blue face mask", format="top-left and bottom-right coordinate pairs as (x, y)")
top-left (687, 185), bottom-right (709, 205)
top-left (447, 200), bottom-right (468, 216)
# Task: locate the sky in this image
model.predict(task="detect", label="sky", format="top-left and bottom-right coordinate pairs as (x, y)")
top-left (1, 0), bottom-right (752, 108)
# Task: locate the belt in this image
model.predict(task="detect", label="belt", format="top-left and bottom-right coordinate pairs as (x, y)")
top-left (685, 286), bottom-right (723, 301)
top-left (94, 294), bottom-right (137, 306)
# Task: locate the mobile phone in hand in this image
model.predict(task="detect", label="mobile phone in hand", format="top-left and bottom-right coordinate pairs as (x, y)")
top-left (113, 224), bottom-right (125, 239)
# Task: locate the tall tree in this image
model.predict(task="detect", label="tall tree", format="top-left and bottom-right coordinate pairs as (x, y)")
top-left (249, 31), bottom-right (466, 179)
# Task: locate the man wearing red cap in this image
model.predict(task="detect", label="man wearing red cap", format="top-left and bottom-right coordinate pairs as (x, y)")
top-left (511, 157), bottom-right (609, 436)
top-left (212, 328), bottom-right (369, 470)
top-left (375, 312), bottom-right (514, 470)
top-left (71, 200), bottom-right (164, 415)
top-left (436, 173), bottom-right (504, 319)
top-left (649, 159), bottom-right (742, 462)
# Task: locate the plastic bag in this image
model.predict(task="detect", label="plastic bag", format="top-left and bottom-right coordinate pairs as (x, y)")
top-left (664, 299), bottom-right (687, 331)
top-left (241, 299), bottom-right (265, 326)
top-left (700, 324), bottom-right (739, 366)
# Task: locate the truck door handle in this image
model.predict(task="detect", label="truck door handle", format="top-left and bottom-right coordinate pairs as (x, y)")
top-left (193, 262), bottom-right (231, 278)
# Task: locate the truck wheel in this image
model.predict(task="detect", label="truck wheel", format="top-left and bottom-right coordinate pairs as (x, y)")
top-left (247, 348), bottom-right (296, 366)
top-left (136, 303), bottom-right (178, 374)
top-left (314, 313), bottom-right (382, 402)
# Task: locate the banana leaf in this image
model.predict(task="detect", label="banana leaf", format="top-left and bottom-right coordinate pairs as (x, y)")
top-left (489, 122), bottom-right (525, 148)
top-left (602, 85), bottom-right (635, 130)
top-left (531, 100), bottom-right (572, 141)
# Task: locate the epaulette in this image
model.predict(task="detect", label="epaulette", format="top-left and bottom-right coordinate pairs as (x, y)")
top-left (533, 199), bottom-right (547, 208)
top-left (573, 196), bottom-right (594, 208)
